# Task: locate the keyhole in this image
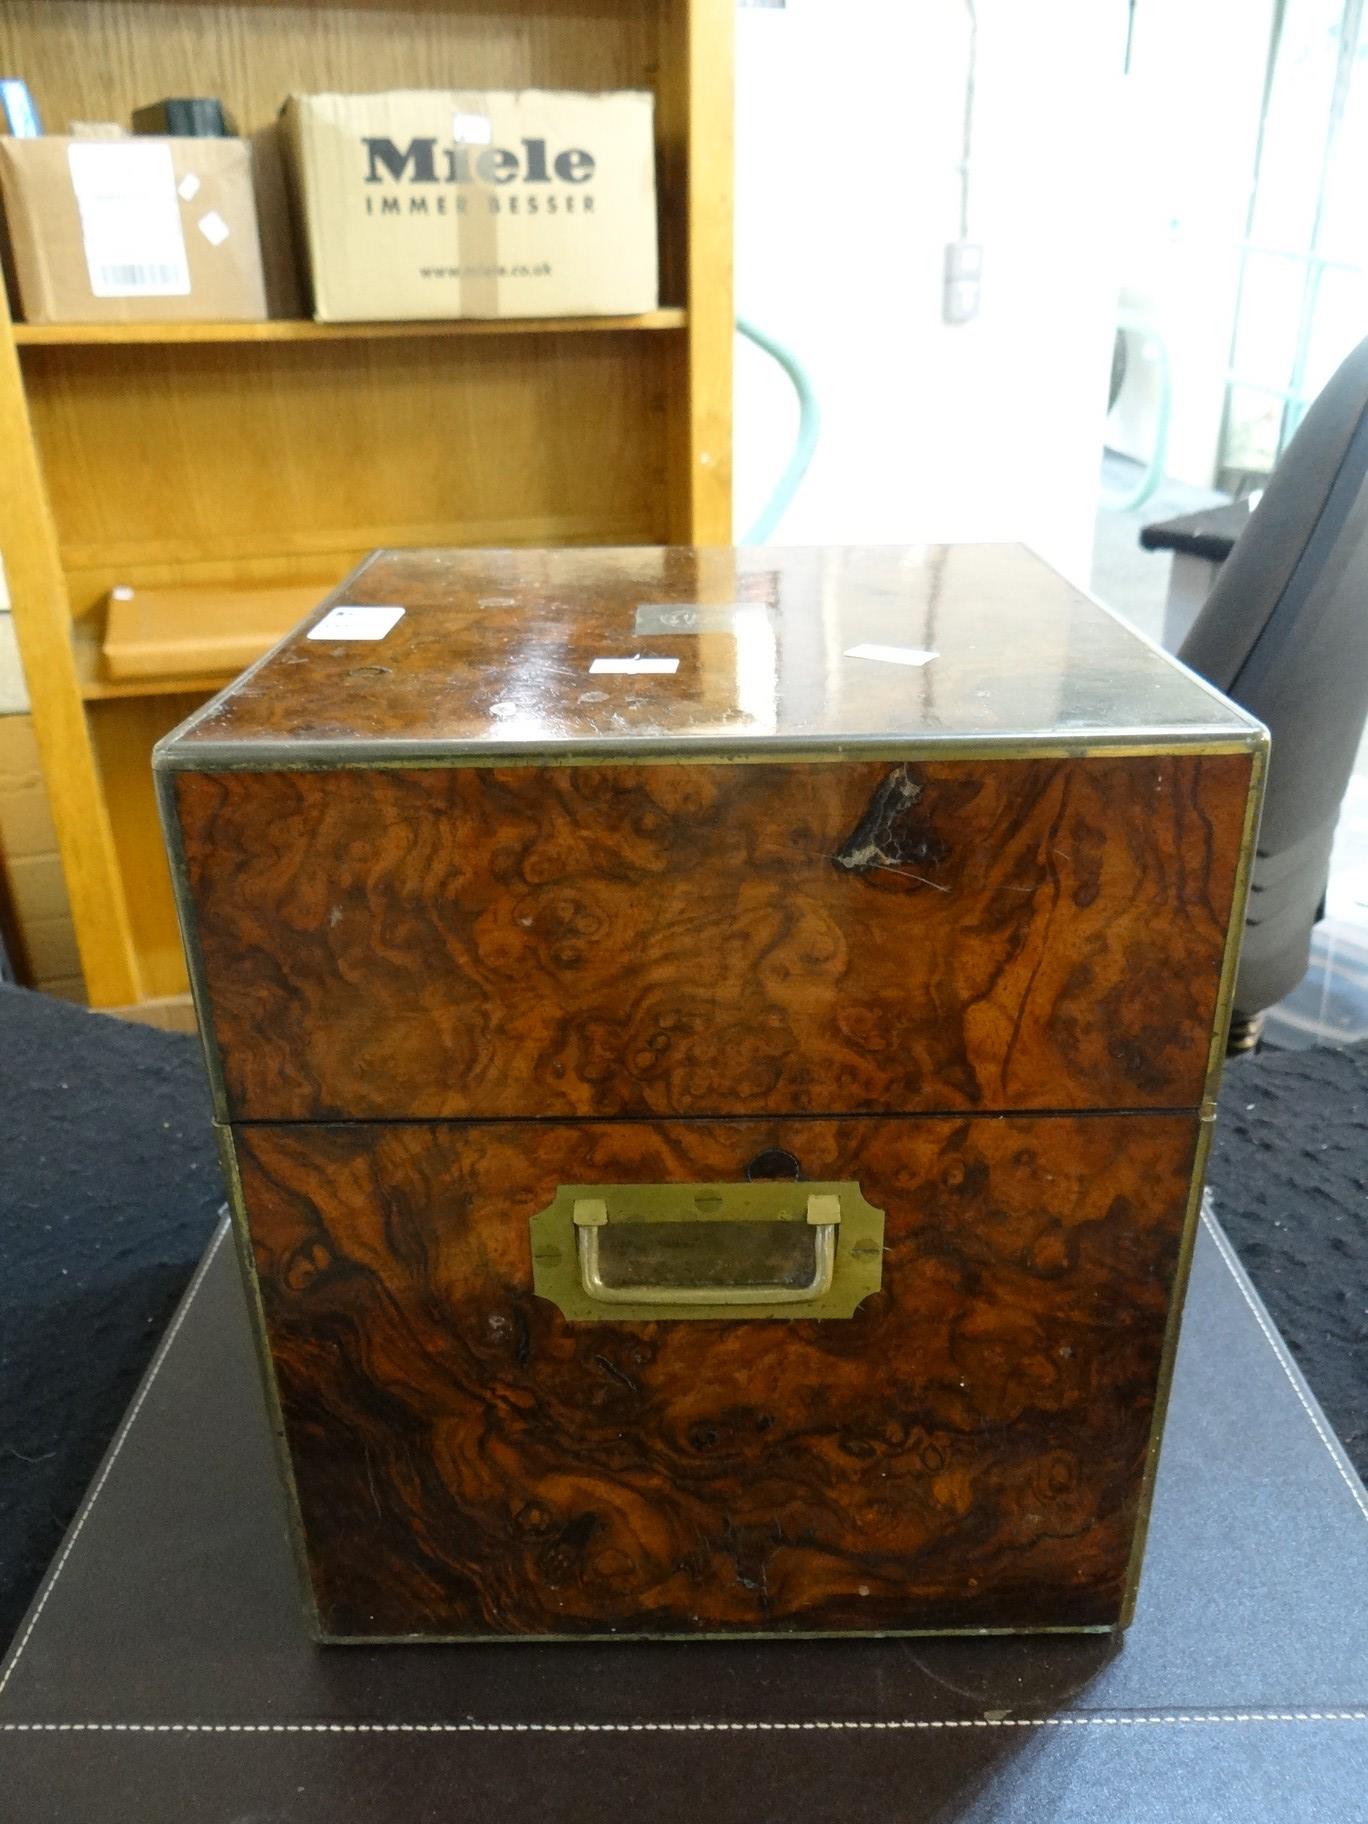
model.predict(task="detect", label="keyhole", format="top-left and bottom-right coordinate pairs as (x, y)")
top-left (745, 1147), bottom-right (803, 1182)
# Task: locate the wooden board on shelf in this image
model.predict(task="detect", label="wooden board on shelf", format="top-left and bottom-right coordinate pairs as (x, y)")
top-left (87, 690), bottom-right (213, 1002)
top-left (101, 583), bottom-right (321, 681)
top-left (660, 0), bottom-right (734, 543)
top-left (0, 293), bottom-right (142, 1004)
top-left (13, 312), bottom-right (688, 347)
top-left (73, 645), bottom-right (234, 705)
top-left (0, 2), bottom-right (669, 149)
top-left (23, 331), bottom-right (673, 584)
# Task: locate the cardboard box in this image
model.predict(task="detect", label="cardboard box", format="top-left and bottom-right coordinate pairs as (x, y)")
top-left (248, 124), bottom-right (307, 320)
top-left (0, 711), bottom-right (83, 999)
top-left (0, 136), bottom-right (267, 323)
top-left (283, 90), bottom-right (658, 321)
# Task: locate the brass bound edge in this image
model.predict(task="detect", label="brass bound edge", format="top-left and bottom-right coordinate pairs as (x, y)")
top-left (215, 1128), bottom-right (323, 1642)
top-left (152, 729), bottom-right (1266, 777)
top-left (154, 763), bottom-right (231, 1126)
top-left (1118, 735), bottom-right (1268, 1626)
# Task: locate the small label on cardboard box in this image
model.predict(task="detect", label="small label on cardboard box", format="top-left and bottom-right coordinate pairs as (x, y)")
top-left (197, 209), bottom-right (231, 246)
top-left (307, 605), bottom-right (406, 641)
top-left (66, 141), bottom-right (191, 298)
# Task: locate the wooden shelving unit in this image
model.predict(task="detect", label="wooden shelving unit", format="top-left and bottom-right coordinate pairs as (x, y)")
top-left (12, 308), bottom-right (690, 346)
top-left (0, 0), bottom-right (733, 1018)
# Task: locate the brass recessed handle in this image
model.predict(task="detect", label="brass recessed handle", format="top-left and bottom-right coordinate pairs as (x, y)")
top-left (529, 1181), bottom-right (884, 1323)
top-left (573, 1192), bottom-right (841, 1306)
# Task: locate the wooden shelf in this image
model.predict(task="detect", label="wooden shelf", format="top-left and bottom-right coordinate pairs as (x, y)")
top-left (14, 309), bottom-right (688, 348)
top-left (0, 0), bottom-right (732, 1015)
top-left (72, 626), bottom-right (233, 703)
top-left (71, 579), bottom-right (322, 700)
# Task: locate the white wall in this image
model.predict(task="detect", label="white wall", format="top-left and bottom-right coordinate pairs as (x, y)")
top-left (733, 0), bottom-right (1125, 583)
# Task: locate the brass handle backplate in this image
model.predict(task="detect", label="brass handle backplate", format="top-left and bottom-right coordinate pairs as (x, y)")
top-left (529, 1180), bottom-right (885, 1322)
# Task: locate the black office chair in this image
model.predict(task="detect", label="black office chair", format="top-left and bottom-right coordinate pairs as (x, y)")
top-left (1179, 337), bottom-right (1368, 1040)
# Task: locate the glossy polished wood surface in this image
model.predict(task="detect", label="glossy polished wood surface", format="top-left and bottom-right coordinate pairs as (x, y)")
top-left (163, 545), bottom-right (1260, 759)
top-left (233, 1111), bottom-right (1198, 1638)
top-left (167, 544), bottom-right (1260, 1638)
top-left (177, 750), bottom-right (1252, 1122)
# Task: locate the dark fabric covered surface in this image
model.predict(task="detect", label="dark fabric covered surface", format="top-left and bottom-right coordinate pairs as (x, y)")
top-left (1206, 1045), bottom-right (1368, 1474)
top-left (0, 986), bottom-right (224, 1648)
top-left (1, 981), bottom-right (1364, 1653)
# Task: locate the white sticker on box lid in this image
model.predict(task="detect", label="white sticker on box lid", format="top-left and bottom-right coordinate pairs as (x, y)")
top-left (307, 605), bottom-right (406, 642)
top-left (589, 656), bottom-right (680, 676)
top-left (197, 209), bottom-right (230, 247)
top-left (177, 173), bottom-right (201, 202)
top-left (844, 642), bottom-right (938, 667)
top-left (67, 141), bottom-right (191, 298)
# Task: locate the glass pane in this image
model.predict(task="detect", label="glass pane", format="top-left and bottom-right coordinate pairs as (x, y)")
top-left (1230, 249), bottom-right (1310, 393)
top-left (1302, 263), bottom-right (1368, 397)
top-left (1223, 382), bottom-right (1287, 482)
top-left (1317, 25), bottom-right (1368, 264)
top-left (1249, 0), bottom-right (1343, 252)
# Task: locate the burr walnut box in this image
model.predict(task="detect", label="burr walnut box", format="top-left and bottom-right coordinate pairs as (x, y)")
top-left (157, 544), bottom-right (1265, 1643)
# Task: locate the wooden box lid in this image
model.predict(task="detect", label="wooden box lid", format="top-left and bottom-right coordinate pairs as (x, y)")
top-left (156, 545), bottom-right (1262, 769)
top-left (157, 547), bottom-right (1265, 1126)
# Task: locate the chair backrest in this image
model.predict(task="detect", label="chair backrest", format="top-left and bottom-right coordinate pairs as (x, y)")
top-left (1178, 336), bottom-right (1368, 1015)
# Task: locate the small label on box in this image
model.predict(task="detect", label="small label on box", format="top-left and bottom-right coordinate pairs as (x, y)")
top-left (844, 642), bottom-right (938, 668)
top-left (307, 605), bottom-right (406, 642)
top-left (452, 111), bottom-right (493, 145)
top-left (67, 141), bottom-right (191, 298)
top-left (177, 173), bottom-right (201, 202)
top-left (634, 602), bottom-right (762, 635)
top-left (589, 656), bottom-right (680, 675)
top-left (197, 209), bottom-right (230, 247)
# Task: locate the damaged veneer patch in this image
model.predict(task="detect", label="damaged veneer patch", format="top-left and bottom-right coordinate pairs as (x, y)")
top-left (833, 763), bottom-right (951, 884)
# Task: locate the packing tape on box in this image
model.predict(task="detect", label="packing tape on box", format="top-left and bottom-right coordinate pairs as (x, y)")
top-left (450, 97), bottom-right (500, 317)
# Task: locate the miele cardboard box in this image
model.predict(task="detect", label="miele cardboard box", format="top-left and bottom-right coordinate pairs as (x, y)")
top-left (0, 136), bottom-right (267, 323)
top-left (283, 90), bottom-right (659, 321)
